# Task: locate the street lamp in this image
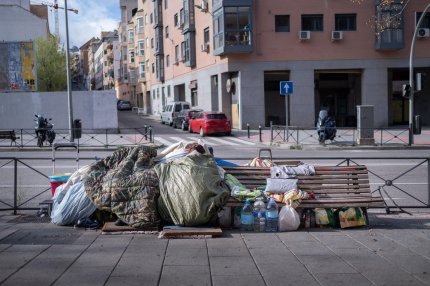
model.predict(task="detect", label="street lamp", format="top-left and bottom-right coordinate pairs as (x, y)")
top-left (408, 3), bottom-right (430, 145)
top-left (64, 0), bottom-right (74, 142)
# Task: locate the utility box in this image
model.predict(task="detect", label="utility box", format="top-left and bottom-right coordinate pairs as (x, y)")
top-left (357, 105), bottom-right (375, 145)
top-left (414, 115), bottom-right (422, 135)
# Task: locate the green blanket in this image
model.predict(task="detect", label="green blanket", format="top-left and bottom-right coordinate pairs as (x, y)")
top-left (154, 154), bottom-right (230, 226)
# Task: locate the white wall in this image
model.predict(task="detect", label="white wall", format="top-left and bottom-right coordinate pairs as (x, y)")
top-left (0, 5), bottom-right (47, 42)
top-left (0, 90), bottom-right (118, 130)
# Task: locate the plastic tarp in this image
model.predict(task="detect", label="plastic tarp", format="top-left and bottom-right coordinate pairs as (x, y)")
top-left (51, 165), bottom-right (96, 226)
top-left (155, 154), bottom-right (230, 226)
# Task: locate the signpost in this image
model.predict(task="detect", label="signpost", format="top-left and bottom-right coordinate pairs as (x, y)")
top-left (280, 81), bottom-right (293, 127)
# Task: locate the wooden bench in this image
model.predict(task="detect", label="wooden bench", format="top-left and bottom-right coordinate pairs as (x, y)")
top-left (0, 130), bottom-right (19, 146)
top-left (223, 165), bottom-right (385, 209)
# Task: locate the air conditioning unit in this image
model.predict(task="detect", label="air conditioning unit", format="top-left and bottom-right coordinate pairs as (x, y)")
top-left (299, 30), bottom-right (310, 40)
top-left (200, 0), bottom-right (208, 12)
top-left (417, 28), bottom-right (430, 38)
top-left (331, 31), bottom-right (343, 41)
top-left (200, 43), bottom-right (209, 52)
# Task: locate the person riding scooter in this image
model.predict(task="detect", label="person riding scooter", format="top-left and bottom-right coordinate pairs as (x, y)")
top-left (316, 109), bottom-right (336, 144)
top-left (34, 114), bottom-right (56, 147)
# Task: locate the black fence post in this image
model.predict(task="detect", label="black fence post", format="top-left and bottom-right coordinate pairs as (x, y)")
top-left (247, 123), bottom-right (250, 138)
top-left (14, 158), bottom-right (17, 215)
top-left (259, 125), bottom-right (262, 142)
top-left (144, 125), bottom-right (148, 140)
top-left (149, 126), bottom-right (153, 143)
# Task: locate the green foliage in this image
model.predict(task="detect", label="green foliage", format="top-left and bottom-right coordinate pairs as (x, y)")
top-left (35, 36), bottom-right (67, 91)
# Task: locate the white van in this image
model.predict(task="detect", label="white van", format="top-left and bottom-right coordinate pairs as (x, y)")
top-left (160, 101), bottom-right (191, 126)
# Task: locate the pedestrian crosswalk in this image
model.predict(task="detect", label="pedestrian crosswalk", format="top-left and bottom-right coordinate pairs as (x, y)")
top-left (153, 135), bottom-right (256, 147)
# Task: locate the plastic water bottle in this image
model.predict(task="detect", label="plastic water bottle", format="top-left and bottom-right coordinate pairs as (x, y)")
top-left (240, 199), bottom-right (254, 231)
top-left (253, 197), bottom-right (266, 232)
top-left (265, 198), bottom-right (279, 232)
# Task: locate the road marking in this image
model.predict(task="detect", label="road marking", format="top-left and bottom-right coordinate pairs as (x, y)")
top-left (228, 137), bottom-right (256, 145)
top-left (187, 137), bottom-right (215, 145)
top-left (154, 136), bottom-right (174, 146)
top-left (170, 136), bottom-right (188, 143)
top-left (206, 137), bottom-right (240, 146)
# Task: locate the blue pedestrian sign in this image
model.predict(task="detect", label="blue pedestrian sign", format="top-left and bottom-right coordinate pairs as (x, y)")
top-left (280, 81), bottom-right (293, 95)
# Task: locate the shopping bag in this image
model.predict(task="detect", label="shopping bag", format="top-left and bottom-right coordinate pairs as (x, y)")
top-left (338, 207), bottom-right (366, 229)
top-left (278, 203), bottom-right (300, 231)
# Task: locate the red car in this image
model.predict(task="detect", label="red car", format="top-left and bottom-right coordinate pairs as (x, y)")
top-left (188, 111), bottom-right (231, 136)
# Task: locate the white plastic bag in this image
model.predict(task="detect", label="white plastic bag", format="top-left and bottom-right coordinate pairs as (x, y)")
top-left (278, 204), bottom-right (300, 231)
top-left (51, 181), bottom-right (96, 226)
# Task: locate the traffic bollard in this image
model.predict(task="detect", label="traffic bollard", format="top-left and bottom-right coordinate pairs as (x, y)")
top-left (144, 125), bottom-right (148, 140)
top-left (259, 125), bottom-right (262, 142)
top-left (149, 126), bottom-right (153, 143)
top-left (247, 123), bottom-right (250, 138)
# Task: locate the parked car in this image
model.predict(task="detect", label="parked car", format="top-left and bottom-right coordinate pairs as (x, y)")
top-left (117, 100), bottom-right (132, 110)
top-left (173, 109), bottom-right (203, 130)
top-left (188, 111), bottom-right (231, 136)
top-left (160, 101), bottom-right (191, 126)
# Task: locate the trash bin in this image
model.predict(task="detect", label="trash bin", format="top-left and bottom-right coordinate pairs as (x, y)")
top-left (73, 119), bottom-right (82, 139)
top-left (48, 174), bottom-right (71, 198)
top-left (413, 115), bottom-right (422, 135)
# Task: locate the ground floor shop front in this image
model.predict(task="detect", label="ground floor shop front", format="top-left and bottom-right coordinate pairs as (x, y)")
top-left (148, 58), bottom-right (430, 130)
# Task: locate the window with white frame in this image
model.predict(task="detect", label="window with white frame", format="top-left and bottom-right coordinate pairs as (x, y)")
top-left (139, 62), bottom-right (145, 79)
top-left (128, 29), bottom-right (134, 43)
top-left (165, 26), bottom-right (169, 38)
top-left (137, 17), bottom-right (143, 33)
top-left (129, 67), bottom-right (135, 82)
top-left (129, 49), bottom-right (135, 63)
top-left (138, 40), bottom-right (144, 56)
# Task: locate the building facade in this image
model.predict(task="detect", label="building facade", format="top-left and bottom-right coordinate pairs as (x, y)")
top-left (0, 0), bottom-right (49, 92)
top-left (117, 0), bottom-right (430, 128)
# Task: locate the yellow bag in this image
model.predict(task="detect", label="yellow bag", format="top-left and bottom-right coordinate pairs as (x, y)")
top-left (338, 207), bottom-right (366, 229)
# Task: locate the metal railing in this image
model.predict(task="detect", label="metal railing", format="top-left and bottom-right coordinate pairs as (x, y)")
top-left (0, 156), bottom-right (428, 214)
top-left (270, 125), bottom-right (416, 146)
top-left (0, 126), bottom-right (154, 149)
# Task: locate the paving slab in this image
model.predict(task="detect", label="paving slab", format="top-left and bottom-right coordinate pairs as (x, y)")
top-left (158, 265), bottom-right (210, 286)
top-left (212, 274), bottom-right (266, 286)
top-left (314, 273), bottom-right (374, 286)
top-left (164, 246), bottom-right (208, 266)
top-left (297, 255), bottom-right (358, 274)
top-left (209, 255), bottom-right (260, 276)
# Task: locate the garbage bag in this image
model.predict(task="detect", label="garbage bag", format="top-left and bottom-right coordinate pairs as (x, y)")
top-left (51, 181), bottom-right (96, 226)
top-left (278, 204), bottom-right (300, 231)
top-left (155, 154), bottom-right (230, 226)
top-left (338, 207), bottom-right (366, 229)
top-left (315, 208), bottom-right (336, 227)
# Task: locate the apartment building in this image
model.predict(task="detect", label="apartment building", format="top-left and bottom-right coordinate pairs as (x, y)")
top-left (119, 0), bottom-right (430, 128)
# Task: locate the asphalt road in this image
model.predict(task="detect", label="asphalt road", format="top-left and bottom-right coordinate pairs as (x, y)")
top-left (0, 110), bottom-right (429, 212)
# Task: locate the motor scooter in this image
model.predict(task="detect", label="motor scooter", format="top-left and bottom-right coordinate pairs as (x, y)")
top-left (316, 109), bottom-right (336, 144)
top-left (34, 114), bottom-right (56, 147)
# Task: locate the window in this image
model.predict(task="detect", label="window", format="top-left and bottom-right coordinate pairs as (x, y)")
top-left (146, 60), bottom-right (150, 73)
top-left (275, 15), bottom-right (290, 32)
top-left (204, 27), bottom-right (210, 44)
top-left (215, 6), bottom-right (252, 49)
top-left (167, 85), bottom-right (171, 97)
top-left (165, 26), bottom-right (169, 38)
top-left (139, 62), bottom-right (145, 79)
top-left (123, 64), bottom-right (128, 80)
top-left (151, 38), bottom-right (154, 49)
top-left (375, 2), bottom-right (404, 49)
top-left (174, 13), bottom-right (179, 27)
top-left (301, 14), bottom-right (323, 31)
top-left (138, 40), bottom-right (144, 56)
top-left (417, 12), bottom-right (430, 28)
top-left (165, 0), bottom-right (168, 9)
top-left (128, 29), bottom-right (134, 43)
top-left (191, 90), bottom-right (198, 106)
top-left (152, 63), bottom-right (155, 73)
top-left (128, 49), bottom-right (134, 63)
top-left (180, 41), bottom-right (185, 60)
top-left (175, 45), bottom-right (179, 61)
top-left (335, 14), bottom-right (356, 31)
top-left (146, 37), bottom-right (149, 48)
top-left (166, 55), bottom-right (170, 67)
top-left (145, 13), bottom-right (149, 24)
top-left (184, 39), bottom-right (190, 62)
top-left (150, 13), bottom-right (153, 24)
top-left (129, 67), bottom-right (135, 82)
top-left (137, 17), bottom-right (143, 33)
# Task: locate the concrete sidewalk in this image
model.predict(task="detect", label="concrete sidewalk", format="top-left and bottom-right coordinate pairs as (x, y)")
top-left (1, 210), bottom-right (430, 286)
